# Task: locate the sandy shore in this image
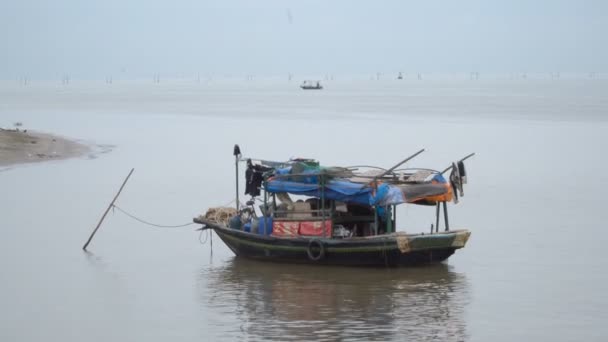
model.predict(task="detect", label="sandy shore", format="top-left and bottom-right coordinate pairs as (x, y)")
top-left (0, 129), bottom-right (89, 167)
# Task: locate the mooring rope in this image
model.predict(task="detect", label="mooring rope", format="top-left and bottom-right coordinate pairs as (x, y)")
top-left (199, 229), bottom-right (211, 245)
top-left (112, 204), bottom-right (195, 228)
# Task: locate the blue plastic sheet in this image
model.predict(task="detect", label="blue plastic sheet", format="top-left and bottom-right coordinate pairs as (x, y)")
top-left (266, 177), bottom-right (448, 206)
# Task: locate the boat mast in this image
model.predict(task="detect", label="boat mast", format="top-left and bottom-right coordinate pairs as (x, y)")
top-left (234, 144), bottom-right (241, 211)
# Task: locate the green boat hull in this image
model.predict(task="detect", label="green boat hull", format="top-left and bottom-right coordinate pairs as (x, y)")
top-left (194, 218), bottom-right (470, 267)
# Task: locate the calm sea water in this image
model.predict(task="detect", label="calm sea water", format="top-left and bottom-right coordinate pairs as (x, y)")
top-left (1, 77), bottom-right (607, 341)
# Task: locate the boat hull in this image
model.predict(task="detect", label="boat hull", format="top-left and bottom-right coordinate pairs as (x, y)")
top-left (196, 218), bottom-right (470, 267)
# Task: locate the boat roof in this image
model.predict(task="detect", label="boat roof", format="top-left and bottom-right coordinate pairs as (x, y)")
top-left (261, 160), bottom-right (452, 206)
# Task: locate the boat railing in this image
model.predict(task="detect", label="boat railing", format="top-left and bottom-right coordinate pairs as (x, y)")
top-left (266, 172), bottom-right (354, 181)
top-left (345, 165), bottom-right (388, 171)
top-left (393, 167), bottom-right (441, 174)
top-left (273, 208), bottom-right (331, 218)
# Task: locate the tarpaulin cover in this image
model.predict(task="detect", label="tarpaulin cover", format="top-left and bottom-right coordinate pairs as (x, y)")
top-left (265, 176), bottom-right (450, 206)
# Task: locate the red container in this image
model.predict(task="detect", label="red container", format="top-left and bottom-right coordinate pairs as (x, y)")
top-left (299, 220), bottom-right (332, 237)
top-left (272, 221), bottom-right (300, 237)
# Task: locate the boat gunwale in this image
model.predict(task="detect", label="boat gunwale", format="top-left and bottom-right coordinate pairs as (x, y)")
top-left (193, 217), bottom-right (469, 246)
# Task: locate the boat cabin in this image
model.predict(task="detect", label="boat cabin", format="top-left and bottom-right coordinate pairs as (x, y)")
top-left (230, 149), bottom-right (471, 240)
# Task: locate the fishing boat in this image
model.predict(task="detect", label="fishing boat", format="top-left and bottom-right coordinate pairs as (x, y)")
top-left (194, 145), bottom-right (474, 267)
top-left (300, 80), bottom-right (323, 90)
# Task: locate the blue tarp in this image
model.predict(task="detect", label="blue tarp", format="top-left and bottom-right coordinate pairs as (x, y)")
top-left (265, 178), bottom-right (449, 206)
top-left (265, 179), bottom-right (389, 206)
top-left (265, 163), bottom-right (450, 206)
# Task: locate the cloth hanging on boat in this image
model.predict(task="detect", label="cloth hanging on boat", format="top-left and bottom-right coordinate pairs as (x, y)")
top-left (449, 162), bottom-right (461, 204)
top-left (245, 167), bottom-right (261, 196)
top-left (245, 161), bottom-right (272, 197)
top-left (458, 161), bottom-right (467, 184)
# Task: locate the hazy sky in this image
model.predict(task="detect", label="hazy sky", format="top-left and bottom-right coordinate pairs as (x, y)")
top-left (1, 0), bottom-right (606, 79)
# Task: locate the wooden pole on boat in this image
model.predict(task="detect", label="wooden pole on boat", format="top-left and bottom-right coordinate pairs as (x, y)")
top-left (320, 173), bottom-right (326, 238)
top-left (376, 148), bottom-right (425, 179)
top-left (435, 202), bottom-right (441, 233)
top-left (82, 168), bottom-right (134, 251)
top-left (366, 149), bottom-right (425, 235)
top-left (374, 206), bottom-right (379, 236)
top-left (234, 145), bottom-right (241, 211)
top-left (443, 201), bottom-right (450, 231)
top-left (392, 205), bottom-right (396, 233)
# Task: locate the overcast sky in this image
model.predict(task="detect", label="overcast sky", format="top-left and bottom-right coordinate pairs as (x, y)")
top-left (1, 0), bottom-right (606, 79)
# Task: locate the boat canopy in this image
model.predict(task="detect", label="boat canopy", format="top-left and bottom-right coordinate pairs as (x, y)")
top-left (264, 163), bottom-right (452, 206)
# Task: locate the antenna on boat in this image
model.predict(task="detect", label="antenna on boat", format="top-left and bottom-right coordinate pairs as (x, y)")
top-left (234, 144), bottom-right (242, 211)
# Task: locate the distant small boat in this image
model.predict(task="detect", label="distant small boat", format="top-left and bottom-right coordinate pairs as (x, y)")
top-left (300, 80), bottom-right (323, 90)
top-left (397, 72), bottom-right (403, 80)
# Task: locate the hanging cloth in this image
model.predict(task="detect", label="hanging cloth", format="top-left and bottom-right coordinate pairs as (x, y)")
top-left (449, 162), bottom-right (460, 204)
top-left (245, 161), bottom-right (271, 197)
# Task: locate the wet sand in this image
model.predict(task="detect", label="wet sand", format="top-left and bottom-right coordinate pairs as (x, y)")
top-left (0, 129), bottom-right (89, 167)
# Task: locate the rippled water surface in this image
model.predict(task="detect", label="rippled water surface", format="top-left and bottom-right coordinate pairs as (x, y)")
top-left (1, 77), bottom-right (607, 341)
top-left (201, 260), bottom-right (468, 341)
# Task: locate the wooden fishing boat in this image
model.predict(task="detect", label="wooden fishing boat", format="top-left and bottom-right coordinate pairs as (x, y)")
top-left (194, 146), bottom-right (474, 267)
top-left (300, 80), bottom-right (323, 90)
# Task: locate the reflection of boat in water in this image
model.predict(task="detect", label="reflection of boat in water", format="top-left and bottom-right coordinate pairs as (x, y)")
top-left (200, 258), bottom-right (469, 341)
top-left (300, 80), bottom-right (323, 90)
top-left (194, 146), bottom-right (474, 267)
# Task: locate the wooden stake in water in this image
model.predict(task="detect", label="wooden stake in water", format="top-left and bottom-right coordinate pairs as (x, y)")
top-left (82, 168), bottom-right (135, 251)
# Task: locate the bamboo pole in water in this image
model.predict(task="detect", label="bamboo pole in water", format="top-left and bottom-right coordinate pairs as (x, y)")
top-left (82, 168), bottom-right (135, 251)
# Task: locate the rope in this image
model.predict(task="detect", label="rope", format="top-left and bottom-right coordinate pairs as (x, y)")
top-left (199, 228), bottom-right (211, 245)
top-left (112, 204), bottom-right (195, 228)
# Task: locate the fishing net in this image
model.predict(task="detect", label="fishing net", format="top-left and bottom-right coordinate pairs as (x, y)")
top-left (202, 207), bottom-right (237, 226)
